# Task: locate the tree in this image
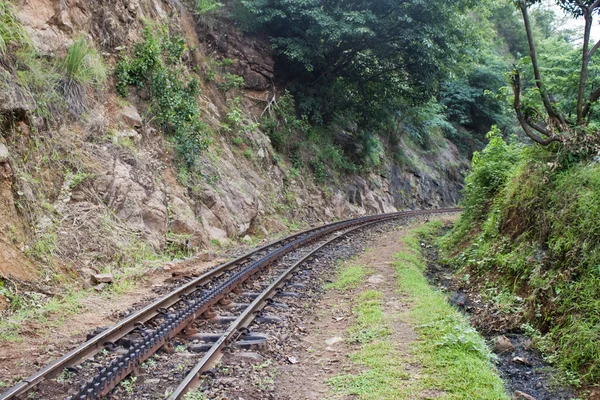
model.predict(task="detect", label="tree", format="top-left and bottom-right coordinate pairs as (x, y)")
top-left (233, 0), bottom-right (476, 127)
top-left (512, 0), bottom-right (600, 146)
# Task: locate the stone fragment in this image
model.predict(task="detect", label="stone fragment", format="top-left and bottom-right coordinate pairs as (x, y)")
top-left (513, 391), bottom-right (536, 400)
top-left (367, 275), bottom-right (386, 284)
top-left (120, 106), bottom-right (143, 128)
top-left (325, 336), bottom-right (343, 346)
top-left (0, 143), bottom-right (9, 162)
top-left (92, 274), bottom-right (114, 284)
top-left (512, 356), bottom-right (532, 366)
top-left (94, 283), bottom-right (107, 292)
top-left (493, 335), bottom-right (514, 354)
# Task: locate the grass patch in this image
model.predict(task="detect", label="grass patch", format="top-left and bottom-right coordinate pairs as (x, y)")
top-left (329, 222), bottom-right (508, 400)
top-left (325, 262), bottom-right (367, 290)
top-left (329, 290), bottom-right (409, 399)
top-left (348, 290), bottom-right (391, 344)
top-left (395, 223), bottom-right (508, 399)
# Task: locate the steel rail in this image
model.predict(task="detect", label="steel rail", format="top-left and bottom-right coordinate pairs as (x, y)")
top-left (0, 208), bottom-right (460, 400)
top-left (167, 218), bottom-right (393, 399)
top-left (0, 216), bottom-right (362, 400)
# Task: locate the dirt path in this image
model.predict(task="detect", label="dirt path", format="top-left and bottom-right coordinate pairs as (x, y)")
top-left (275, 219), bottom-right (452, 399)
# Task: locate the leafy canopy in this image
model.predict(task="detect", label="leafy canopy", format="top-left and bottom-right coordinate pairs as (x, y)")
top-left (235, 0), bottom-right (477, 126)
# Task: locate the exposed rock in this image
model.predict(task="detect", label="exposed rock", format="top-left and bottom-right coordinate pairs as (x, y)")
top-left (0, 295), bottom-right (9, 311)
top-left (0, 69), bottom-right (35, 115)
top-left (513, 391), bottom-right (536, 400)
top-left (493, 335), bottom-right (515, 354)
top-left (119, 106), bottom-right (143, 129)
top-left (94, 283), bottom-right (107, 292)
top-left (92, 274), bottom-right (114, 284)
top-left (0, 143), bottom-right (9, 162)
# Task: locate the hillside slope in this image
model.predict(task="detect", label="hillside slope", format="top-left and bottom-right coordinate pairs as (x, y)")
top-left (0, 0), bottom-right (466, 292)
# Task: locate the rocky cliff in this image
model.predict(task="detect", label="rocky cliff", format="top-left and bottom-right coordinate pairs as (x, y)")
top-left (0, 0), bottom-right (466, 287)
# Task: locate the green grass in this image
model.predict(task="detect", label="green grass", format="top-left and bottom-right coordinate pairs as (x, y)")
top-left (61, 36), bottom-right (107, 86)
top-left (325, 262), bottom-right (367, 290)
top-left (348, 290), bottom-right (391, 343)
top-left (329, 290), bottom-right (410, 399)
top-left (328, 222), bottom-right (508, 400)
top-left (396, 223), bottom-right (508, 399)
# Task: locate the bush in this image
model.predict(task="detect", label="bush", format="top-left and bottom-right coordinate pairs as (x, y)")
top-left (216, 72), bottom-right (244, 92)
top-left (445, 135), bottom-right (600, 383)
top-left (116, 24), bottom-right (210, 167)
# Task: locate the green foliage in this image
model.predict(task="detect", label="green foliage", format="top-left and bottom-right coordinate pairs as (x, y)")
top-left (116, 24), bottom-right (210, 167)
top-left (61, 36), bottom-right (107, 86)
top-left (196, 0), bottom-right (222, 15)
top-left (216, 72), bottom-right (244, 92)
top-left (235, 0), bottom-right (478, 131)
top-left (446, 136), bottom-right (600, 383)
top-left (452, 127), bottom-right (522, 238)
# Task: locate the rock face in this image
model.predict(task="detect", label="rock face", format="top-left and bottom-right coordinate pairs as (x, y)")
top-left (0, 0), bottom-right (467, 282)
top-left (0, 68), bottom-right (35, 116)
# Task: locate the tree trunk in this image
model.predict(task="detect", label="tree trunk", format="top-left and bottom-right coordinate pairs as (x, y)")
top-left (518, 2), bottom-right (563, 126)
top-left (577, 13), bottom-right (593, 125)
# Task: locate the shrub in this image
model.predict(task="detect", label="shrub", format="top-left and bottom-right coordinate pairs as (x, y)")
top-left (116, 24), bottom-right (210, 167)
top-left (196, 0), bottom-right (222, 14)
top-left (216, 72), bottom-right (244, 91)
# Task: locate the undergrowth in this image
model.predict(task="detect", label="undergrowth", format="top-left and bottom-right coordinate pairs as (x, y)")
top-left (444, 128), bottom-right (600, 384)
top-left (116, 23), bottom-right (210, 168)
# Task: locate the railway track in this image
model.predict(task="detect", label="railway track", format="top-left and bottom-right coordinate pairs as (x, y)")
top-left (0, 208), bottom-right (460, 400)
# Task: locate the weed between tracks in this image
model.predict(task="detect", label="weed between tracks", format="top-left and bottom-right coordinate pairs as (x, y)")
top-left (328, 222), bottom-right (508, 399)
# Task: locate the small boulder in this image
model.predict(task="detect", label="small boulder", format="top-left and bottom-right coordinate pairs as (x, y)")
top-left (493, 335), bottom-right (515, 354)
top-left (92, 274), bottom-right (114, 284)
top-left (119, 106), bottom-right (143, 128)
top-left (513, 390), bottom-right (536, 400)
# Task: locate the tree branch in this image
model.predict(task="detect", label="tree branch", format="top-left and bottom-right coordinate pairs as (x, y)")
top-left (582, 85), bottom-right (600, 118)
top-left (590, 38), bottom-right (600, 57)
top-left (518, 2), bottom-right (565, 127)
top-left (511, 70), bottom-right (561, 146)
